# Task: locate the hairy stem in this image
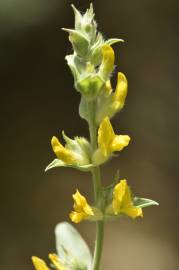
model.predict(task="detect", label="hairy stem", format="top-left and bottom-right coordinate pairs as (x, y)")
top-left (88, 100), bottom-right (104, 270)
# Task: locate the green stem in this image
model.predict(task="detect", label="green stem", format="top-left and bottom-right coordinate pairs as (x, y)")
top-left (88, 100), bottom-right (104, 270)
top-left (93, 220), bottom-right (104, 270)
top-left (88, 100), bottom-right (97, 150)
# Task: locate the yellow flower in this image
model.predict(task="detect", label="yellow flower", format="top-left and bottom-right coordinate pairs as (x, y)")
top-left (32, 256), bottom-right (50, 270)
top-left (51, 136), bottom-right (75, 164)
top-left (70, 190), bottom-right (94, 223)
top-left (98, 117), bottom-right (130, 156)
top-left (99, 44), bottom-right (115, 81)
top-left (50, 133), bottom-right (91, 168)
top-left (93, 117), bottom-right (130, 165)
top-left (112, 179), bottom-right (143, 218)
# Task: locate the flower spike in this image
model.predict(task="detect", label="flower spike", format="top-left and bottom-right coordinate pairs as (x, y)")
top-left (36, 3), bottom-right (159, 270)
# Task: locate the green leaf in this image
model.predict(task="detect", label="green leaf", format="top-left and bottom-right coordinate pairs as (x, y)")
top-left (133, 197), bottom-right (159, 208)
top-left (45, 159), bottom-right (93, 172)
top-left (55, 222), bottom-right (92, 270)
top-left (106, 38), bottom-right (124, 45)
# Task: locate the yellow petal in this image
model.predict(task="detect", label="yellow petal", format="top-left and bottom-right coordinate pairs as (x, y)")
top-left (51, 136), bottom-right (75, 164)
top-left (98, 117), bottom-right (115, 156)
top-left (73, 190), bottom-right (87, 212)
top-left (120, 180), bottom-right (132, 208)
top-left (104, 79), bottom-right (112, 95)
top-left (112, 179), bottom-right (127, 214)
top-left (122, 207), bottom-right (143, 219)
top-left (49, 254), bottom-right (65, 270)
top-left (113, 72), bottom-right (128, 111)
top-left (32, 256), bottom-right (50, 270)
top-left (112, 179), bottom-right (143, 219)
top-left (83, 203), bottom-right (94, 216)
top-left (69, 211), bottom-right (86, 223)
top-left (110, 135), bottom-right (130, 152)
top-left (99, 44), bottom-right (115, 80)
top-left (73, 190), bottom-right (94, 215)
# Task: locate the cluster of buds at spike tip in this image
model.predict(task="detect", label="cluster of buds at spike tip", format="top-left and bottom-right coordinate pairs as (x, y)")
top-left (63, 4), bottom-right (124, 100)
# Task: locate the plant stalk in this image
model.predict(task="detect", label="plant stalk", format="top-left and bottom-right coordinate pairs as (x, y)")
top-left (88, 100), bottom-right (104, 270)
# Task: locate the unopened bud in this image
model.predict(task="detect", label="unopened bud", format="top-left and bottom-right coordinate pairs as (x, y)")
top-left (98, 44), bottom-right (115, 81)
top-left (76, 75), bottom-right (104, 100)
top-left (62, 28), bottom-right (89, 58)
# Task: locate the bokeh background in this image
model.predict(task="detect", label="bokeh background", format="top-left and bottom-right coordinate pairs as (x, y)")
top-left (0, 0), bottom-right (178, 269)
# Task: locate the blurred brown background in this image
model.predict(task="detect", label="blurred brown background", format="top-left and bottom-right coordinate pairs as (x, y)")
top-left (0, 0), bottom-right (178, 269)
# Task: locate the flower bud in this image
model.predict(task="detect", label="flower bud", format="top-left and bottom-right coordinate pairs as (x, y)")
top-left (90, 43), bottom-right (103, 66)
top-left (98, 44), bottom-right (115, 81)
top-left (76, 74), bottom-right (104, 100)
top-left (112, 72), bottom-right (128, 111)
top-left (72, 3), bottom-right (97, 42)
top-left (95, 72), bottom-right (128, 124)
top-left (62, 28), bottom-right (89, 58)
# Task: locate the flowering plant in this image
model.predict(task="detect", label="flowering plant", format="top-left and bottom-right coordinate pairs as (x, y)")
top-left (32, 4), bottom-right (158, 270)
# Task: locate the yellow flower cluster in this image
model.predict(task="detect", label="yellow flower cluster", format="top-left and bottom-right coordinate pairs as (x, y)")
top-left (51, 116), bottom-right (130, 168)
top-left (69, 179), bottom-right (142, 223)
